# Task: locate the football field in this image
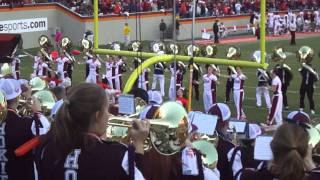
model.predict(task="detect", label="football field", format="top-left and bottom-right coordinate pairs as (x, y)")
top-left (21, 35), bottom-right (320, 125)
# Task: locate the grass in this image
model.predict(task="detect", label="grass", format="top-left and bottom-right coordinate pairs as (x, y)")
top-left (20, 36), bottom-right (320, 125)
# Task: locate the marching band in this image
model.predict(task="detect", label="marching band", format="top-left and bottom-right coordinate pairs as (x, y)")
top-left (0, 34), bottom-right (320, 180)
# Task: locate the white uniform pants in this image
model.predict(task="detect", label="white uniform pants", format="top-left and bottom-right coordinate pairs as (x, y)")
top-left (106, 77), bottom-right (114, 89)
top-left (138, 80), bottom-right (147, 91)
top-left (86, 74), bottom-right (97, 84)
top-left (256, 86), bottom-right (271, 108)
top-left (152, 74), bottom-right (165, 96)
top-left (234, 90), bottom-right (245, 120)
top-left (268, 94), bottom-right (283, 126)
top-left (115, 76), bottom-right (122, 91)
top-left (203, 90), bottom-right (214, 113)
top-left (168, 76), bottom-right (176, 100)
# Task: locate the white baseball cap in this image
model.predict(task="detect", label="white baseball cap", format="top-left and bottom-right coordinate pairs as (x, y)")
top-left (147, 90), bottom-right (163, 105)
top-left (208, 103), bottom-right (231, 122)
top-left (0, 79), bottom-right (22, 100)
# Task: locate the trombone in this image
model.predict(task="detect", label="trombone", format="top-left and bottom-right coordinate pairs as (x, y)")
top-left (107, 101), bottom-right (189, 155)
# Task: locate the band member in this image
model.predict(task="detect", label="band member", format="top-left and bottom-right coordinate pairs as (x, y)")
top-left (241, 123), bottom-right (317, 180)
top-left (105, 55), bottom-right (114, 88)
top-left (297, 46), bottom-right (318, 114)
top-left (266, 68), bottom-right (283, 128)
top-left (133, 58), bottom-right (150, 91)
top-left (256, 68), bottom-right (271, 109)
top-left (152, 62), bottom-right (166, 96)
top-left (85, 54), bottom-right (101, 84)
top-left (55, 54), bottom-right (70, 80)
top-left (273, 47), bottom-right (292, 110)
top-left (252, 53), bottom-right (270, 108)
top-left (0, 79), bottom-right (50, 180)
top-left (299, 63), bottom-right (318, 114)
top-left (227, 123), bottom-right (263, 179)
top-left (225, 46), bottom-right (240, 103)
top-left (35, 57), bottom-right (52, 78)
top-left (232, 67), bottom-right (246, 120)
top-left (192, 63), bottom-right (202, 101)
top-left (11, 56), bottom-right (20, 79)
top-left (289, 11), bottom-right (297, 45)
top-left (168, 61), bottom-right (185, 100)
top-left (203, 65), bottom-right (218, 113)
top-left (36, 83), bottom-right (148, 180)
top-left (115, 56), bottom-right (126, 91)
top-left (208, 103), bottom-right (234, 180)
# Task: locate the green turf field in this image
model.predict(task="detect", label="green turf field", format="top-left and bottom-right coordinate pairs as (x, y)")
top-left (21, 36), bottom-right (320, 125)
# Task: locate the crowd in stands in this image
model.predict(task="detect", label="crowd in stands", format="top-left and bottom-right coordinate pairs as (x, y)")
top-left (1, 0), bottom-right (320, 17)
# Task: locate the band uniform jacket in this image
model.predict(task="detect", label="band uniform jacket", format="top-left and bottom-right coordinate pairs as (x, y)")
top-left (1, 109), bottom-right (36, 180)
top-left (275, 64), bottom-right (293, 87)
top-left (37, 136), bottom-right (143, 180)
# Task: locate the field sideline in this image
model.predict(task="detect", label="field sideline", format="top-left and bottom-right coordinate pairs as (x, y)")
top-left (20, 36), bottom-right (320, 124)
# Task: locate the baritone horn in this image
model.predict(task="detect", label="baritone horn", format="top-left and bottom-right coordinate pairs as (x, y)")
top-left (38, 35), bottom-right (53, 62)
top-left (107, 101), bottom-right (189, 155)
top-left (61, 37), bottom-right (76, 63)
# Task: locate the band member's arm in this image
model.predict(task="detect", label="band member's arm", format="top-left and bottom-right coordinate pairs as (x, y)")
top-left (23, 51), bottom-right (35, 59)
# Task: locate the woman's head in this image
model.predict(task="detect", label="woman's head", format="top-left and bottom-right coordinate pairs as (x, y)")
top-left (50, 83), bottom-right (108, 155)
top-left (270, 123), bottom-right (309, 180)
top-left (177, 88), bottom-right (184, 97)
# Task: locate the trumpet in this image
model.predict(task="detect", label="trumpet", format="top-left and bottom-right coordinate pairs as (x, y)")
top-left (107, 101), bottom-right (189, 155)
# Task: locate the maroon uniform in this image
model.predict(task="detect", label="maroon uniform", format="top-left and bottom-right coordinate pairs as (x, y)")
top-left (2, 109), bottom-right (35, 180)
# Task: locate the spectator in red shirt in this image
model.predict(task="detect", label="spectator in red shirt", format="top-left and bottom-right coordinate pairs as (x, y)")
top-left (113, 2), bottom-right (122, 14)
top-left (176, 87), bottom-right (188, 109)
top-left (180, 1), bottom-right (187, 18)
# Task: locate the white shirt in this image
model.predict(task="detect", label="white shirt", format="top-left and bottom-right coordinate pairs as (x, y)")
top-left (138, 68), bottom-right (149, 82)
top-left (86, 59), bottom-right (101, 76)
top-left (36, 62), bottom-right (49, 77)
top-left (232, 74), bottom-right (246, 90)
top-left (56, 57), bottom-right (69, 73)
top-left (105, 61), bottom-right (113, 78)
top-left (272, 76), bottom-right (282, 94)
top-left (203, 74), bottom-right (217, 91)
top-left (33, 56), bottom-right (41, 74)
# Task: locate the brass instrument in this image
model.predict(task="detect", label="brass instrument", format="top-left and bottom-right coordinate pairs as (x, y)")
top-left (29, 77), bottom-right (47, 91)
top-left (0, 91), bottom-right (7, 123)
top-left (252, 51), bottom-right (269, 80)
top-left (107, 101), bottom-right (189, 155)
top-left (184, 44), bottom-right (200, 56)
top-left (201, 44), bottom-right (218, 58)
top-left (166, 43), bottom-right (179, 55)
top-left (272, 47), bottom-right (287, 62)
top-left (106, 42), bottom-right (122, 51)
top-left (192, 140), bottom-right (218, 169)
top-left (150, 41), bottom-right (166, 53)
top-left (226, 46), bottom-right (240, 74)
top-left (18, 90), bottom-right (56, 116)
top-left (297, 46), bottom-right (318, 79)
top-left (38, 35), bottom-right (53, 62)
top-left (128, 41), bottom-right (143, 52)
top-left (81, 39), bottom-right (94, 58)
top-left (0, 63), bottom-right (13, 77)
top-left (61, 37), bottom-right (76, 63)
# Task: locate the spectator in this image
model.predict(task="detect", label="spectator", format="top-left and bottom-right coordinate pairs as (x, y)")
top-left (159, 19), bottom-right (167, 41)
top-left (123, 23), bottom-right (131, 46)
top-left (213, 19), bottom-right (219, 43)
top-left (235, 1), bottom-right (242, 15)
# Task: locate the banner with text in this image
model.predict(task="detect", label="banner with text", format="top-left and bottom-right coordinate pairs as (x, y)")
top-left (0, 18), bottom-right (48, 33)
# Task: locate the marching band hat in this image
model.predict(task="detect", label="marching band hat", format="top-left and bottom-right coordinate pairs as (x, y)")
top-left (0, 79), bottom-right (22, 100)
top-left (240, 123), bottom-right (262, 140)
top-left (208, 103), bottom-right (231, 122)
top-left (129, 88), bottom-right (149, 103)
top-left (286, 111), bottom-right (310, 124)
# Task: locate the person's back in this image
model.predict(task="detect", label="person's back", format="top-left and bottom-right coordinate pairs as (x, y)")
top-left (37, 136), bottom-right (134, 180)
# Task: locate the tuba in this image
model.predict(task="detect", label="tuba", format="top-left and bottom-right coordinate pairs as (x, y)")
top-left (81, 39), bottom-right (93, 58)
top-left (38, 35), bottom-right (53, 62)
top-left (61, 37), bottom-right (76, 63)
top-left (128, 41), bottom-right (143, 52)
top-left (226, 46), bottom-right (240, 74)
top-left (150, 41), bottom-right (166, 54)
top-left (166, 43), bottom-right (179, 55)
top-left (184, 44), bottom-right (200, 56)
top-left (201, 44), bottom-right (218, 58)
top-left (107, 101), bottom-right (189, 155)
top-left (272, 47), bottom-right (287, 62)
top-left (297, 46), bottom-right (318, 79)
top-left (0, 91), bottom-right (7, 123)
